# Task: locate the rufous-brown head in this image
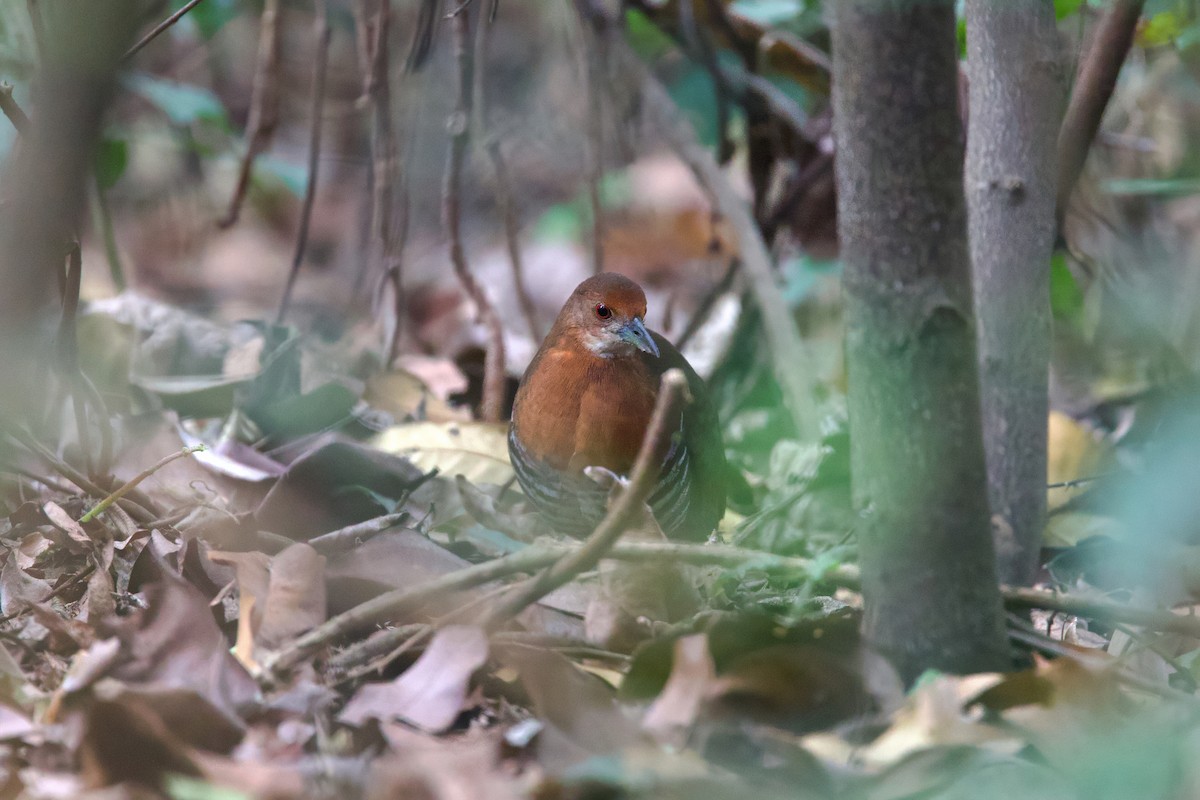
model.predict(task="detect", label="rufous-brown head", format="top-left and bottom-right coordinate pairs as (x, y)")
top-left (553, 273), bottom-right (660, 359)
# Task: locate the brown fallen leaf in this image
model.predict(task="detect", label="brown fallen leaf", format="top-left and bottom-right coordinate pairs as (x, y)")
top-left (340, 625), bottom-right (489, 734)
top-left (496, 643), bottom-right (643, 771)
top-left (210, 543), bottom-right (326, 670)
top-left (642, 634), bottom-right (715, 747)
top-left (0, 552), bottom-right (52, 615)
top-left (80, 697), bottom-right (202, 790)
top-left (105, 577), bottom-right (258, 729)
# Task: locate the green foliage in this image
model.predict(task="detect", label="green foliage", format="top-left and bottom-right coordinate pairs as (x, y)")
top-left (93, 137), bottom-right (127, 189)
top-left (166, 776), bottom-right (250, 800)
top-left (1050, 251), bottom-right (1085, 323)
top-left (125, 74), bottom-right (229, 128)
top-left (1101, 177), bottom-right (1200, 196)
top-left (729, 0), bottom-right (806, 26)
top-left (1054, 0), bottom-right (1086, 20)
top-left (175, 0), bottom-right (240, 40)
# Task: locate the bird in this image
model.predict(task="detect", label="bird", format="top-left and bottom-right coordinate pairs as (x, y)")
top-left (508, 273), bottom-right (727, 540)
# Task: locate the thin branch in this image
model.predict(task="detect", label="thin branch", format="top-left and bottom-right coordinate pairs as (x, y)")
top-left (3, 430), bottom-right (159, 525)
top-left (91, 174), bottom-right (126, 292)
top-left (674, 258), bottom-right (738, 351)
top-left (259, 539), bottom-right (559, 678)
top-left (487, 142), bottom-right (539, 341)
top-left (79, 445), bottom-right (204, 523)
top-left (367, 0), bottom-right (395, 253)
top-left (0, 83), bottom-right (31, 136)
top-left (306, 511), bottom-right (408, 555)
top-left (1055, 0), bottom-right (1146, 227)
top-left (277, 0), bottom-right (331, 325)
top-left (444, 5), bottom-right (506, 422)
top-left (56, 244), bottom-right (94, 476)
top-left (477, 370), bottom-right (691, 630)
top-left (123, 0), bottom-right (210, 62)
top-left (680, 0), bottom-right (734, 163)
top-left (262, 516), bottom-right (1200, 680)
top-left (574, 0), bottom-right (607, 274)
top-left (218, 0), bottom-right (282, 228)
top-left (471, 2), bottom-right (540, 342)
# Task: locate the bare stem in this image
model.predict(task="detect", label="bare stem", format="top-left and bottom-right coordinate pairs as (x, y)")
top-left (123, 0), bottom-right (210, 61)
top-left (444, 6), bottom-right (506, 422)
top-left (79, 445), bottom-right (204, 523)
top-left (218, 0), bottom-right (281, 228)
top-left (1056, 0), bottom-right (1146, 226)
top-left (0, 83), bottom-right (31, 135)
top-left (277, 0), bottom-right (331, 325)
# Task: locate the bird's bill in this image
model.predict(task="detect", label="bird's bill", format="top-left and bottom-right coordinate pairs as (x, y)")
top-left (619, 318), bottom-right (659, 357)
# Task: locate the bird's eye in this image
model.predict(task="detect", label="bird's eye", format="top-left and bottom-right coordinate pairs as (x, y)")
top-left (594, 303), bottom-right (612, 320)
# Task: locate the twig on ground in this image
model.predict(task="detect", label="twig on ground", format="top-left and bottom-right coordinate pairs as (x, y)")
top-left (1046, 472), bottom-right (1114, 489)
top-left (627, 45), bottom-right (823, 439)
top-left (1004, 586), bottom-right (1200, 640)
top-left (1056, 0), bottom-right (1146, 226)
top-left (277, 0), bottom-right (331, 325)
top-left (218, 0), bottom-right (282, 228)
top-left (123, 0), bottom-right (209, 61)
top-left (2, 430), bottom-right (159, 524)
top-left (259, 541), bottom-right (556, 678)
top-left (476, 369), bottom-right (691, 631)
top-left (306, 511), bottom-right (408, 555)
top-left (444, 5), bottom-right (506, 422)
top-left (79, 445), bottom-right (204, 524)
top-left (0, 83), bottom-right (31, 135)
top-left (264, 512), bottom-right (1200, 680)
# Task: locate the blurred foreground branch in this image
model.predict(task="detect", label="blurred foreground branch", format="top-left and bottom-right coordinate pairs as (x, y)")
top-left (619, 40), bottom-right (822, 440)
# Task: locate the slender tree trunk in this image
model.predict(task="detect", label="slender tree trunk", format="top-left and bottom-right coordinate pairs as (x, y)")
top-left (0, 3), bottom-right (134, 429)
top-left (966, 0), bottom-right (1064, 586)
top-left (829, 0), bottom-right (1009, 681)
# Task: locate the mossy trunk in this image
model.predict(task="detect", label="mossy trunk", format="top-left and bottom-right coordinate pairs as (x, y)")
top-left (829, 0), bottom-right (1009, 681)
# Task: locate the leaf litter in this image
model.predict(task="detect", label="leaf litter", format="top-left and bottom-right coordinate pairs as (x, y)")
top-left (0, 295), bottom-right (1199, 800)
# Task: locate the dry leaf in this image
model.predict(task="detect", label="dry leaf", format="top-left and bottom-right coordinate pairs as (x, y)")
top-left (372, 422), bottom-right (514, 486)
top-left (642, 634), bottom-right (715, 746)
top-left (340, 625), bottom-right (489, 733)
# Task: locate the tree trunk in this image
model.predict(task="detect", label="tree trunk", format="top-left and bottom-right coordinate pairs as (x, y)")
top-left (0, 3), bottom-right (134, 426)
top-left (966, 0), bottom-right (1064, 586)
top-left (829, 0), bottom-right (1009, 681)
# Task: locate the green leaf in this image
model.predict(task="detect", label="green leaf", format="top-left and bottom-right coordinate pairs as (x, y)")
top-left (176, 0), bottom-right (239, 39)
top-left (1050, 252), bottom-right (1084, 323)
top-left (125, 73), bottom-right (228, 127)
top-left (729, 0), bottom-right (805, 26)
top-left (1142, 10), bottom-right (1185, 46)
top-left (1101, 177), bottom-right (1200, 196)
top-left (166, 775), bottom-right (251, 800)
top-left (254, 153), bottom-right (308, 197)
top-left (533, 202), bottom-right (583, 243)
top-left (1055, 0), bottom-right (1085, 19)
top-left (623, 9), bottom-right (673, 60)
top-left (93, 137), bottom-right (127, 189)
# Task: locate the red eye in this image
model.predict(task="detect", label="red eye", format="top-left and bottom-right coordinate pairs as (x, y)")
top-left (594, 303), bottom-right (612, 319)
